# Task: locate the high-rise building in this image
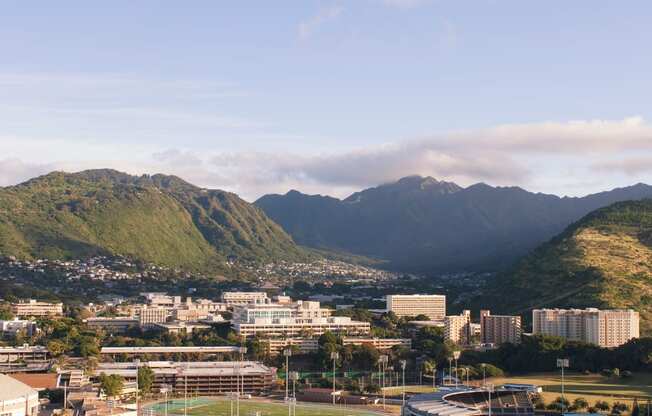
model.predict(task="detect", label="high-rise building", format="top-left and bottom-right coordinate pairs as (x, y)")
top-left (532, 308), bottom-right (639, 348)
top-left (480, 310), bottom-right (521, 345)
top-left (385, 295), bottom-right (446, 320)
top-left (444, 310), bottom-right (471, 345)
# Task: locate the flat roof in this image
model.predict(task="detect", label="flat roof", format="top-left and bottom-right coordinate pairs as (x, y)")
top-left (97, 361), bottom-right (274, 377)
top-left (100, 346), bottom-right (240, 354)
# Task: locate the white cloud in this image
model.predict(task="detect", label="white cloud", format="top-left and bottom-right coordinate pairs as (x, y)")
top-left (380, 0), bottom-right (430, 8)
top-left (298, 5), bottom-right (344, 40)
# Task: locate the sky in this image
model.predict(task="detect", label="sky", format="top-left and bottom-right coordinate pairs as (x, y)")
top-left (1, 1), bottom-right (652, 201)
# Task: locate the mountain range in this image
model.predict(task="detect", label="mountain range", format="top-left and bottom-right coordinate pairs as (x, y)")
top-left (485, 199), bottom-right (652, 334)
top-left (256, 176), bottom-right (652, 272)
top-left (0, 169), bottom-right (309, 273)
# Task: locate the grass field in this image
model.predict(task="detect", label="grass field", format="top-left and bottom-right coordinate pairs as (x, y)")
top-left (489, 372), bottom-right (652, 407)
top-left (381, 385), bottom-right (436, 395)
top-left (146, 398), bottom-right (388, 416)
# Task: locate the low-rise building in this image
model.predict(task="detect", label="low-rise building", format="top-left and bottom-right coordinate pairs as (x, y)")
top-left (96, 361), bottom-right (276, 394)
top-left (221, 291), bottom-right (268, 306)
top-left (0, 345), bottom-right (49, 364)
top-left (100, 346), bottom-right (241, 360)
top-left (0, 318), bottom-right (38, 337)
top-left (11, 299), bottom-right (63, 318)
top-left (263, 337), bottom-right (411, 355)
top-left (0, 374), bottom-right (39, 416)
top-left (85, 317), bottom-right (139, 334)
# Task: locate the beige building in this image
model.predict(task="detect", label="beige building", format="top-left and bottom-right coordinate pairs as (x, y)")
top-left (444, 310), bottom-right (471, 345)
top-left (11, 299), bottom-right (63, 318)
top-left (221, 291), bottom-right (268, 305)
top-left (0, 374), bottom-right (39, 416)
top-left (138, 306), bottom-right (168, 326)
top-left (532, 308), bottom-right (639, 348)
top-left (264, 337), bottom-right (411, 355)
top-left (85, 317), bottom-right (139, 334)
top-left (386, 294), bottom-right (446, 320)
top-left (480, 310), bottom-right (521, 345)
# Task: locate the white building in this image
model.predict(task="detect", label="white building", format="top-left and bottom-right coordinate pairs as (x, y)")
top-left (386, 294), bottom-right (446, 320)
top-left (0, 319), bottom-right (38, 337)
top-left (532, 308), bottom-right (639, 348)
top-left (0, 374), bottom-right (39, 416)
top-left (11, 299), bottom-right (63, 318)
top-left (444, 310), bottom-right (471, 345)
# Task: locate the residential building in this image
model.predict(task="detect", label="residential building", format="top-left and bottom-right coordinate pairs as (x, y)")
top-left (96, 361), bottom-right (276, 394)
top-left (0, 374), bottom-right (39, 416)
top-left (386, 295), bottom-right (446, 320)
top-left (11, 299), bottom-right (63, 318)
top-left (480, 310), bottom-right (522, 345)
top-left (444, 310), bottom-right (471, 345)
top-left (0, 319), bottom-right (38, 337)
top-left (532, 308), bottom-right (639, 348)
top-left (221, 291), bottom-right (268, 305)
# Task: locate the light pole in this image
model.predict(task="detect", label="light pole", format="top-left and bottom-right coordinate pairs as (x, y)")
top-left (453, 351), bottom-right (461, 388)
top-left (447, 358), bottom-right (452, 386)
top-left (379, 355), bottom-right (388, 409)
top-left (237, 346), bottom-right (247, 416)
top-left (284, 348), bottom-right (292, 402)
top-left (134, 359), bottom-right (140, 416)
top-left (432, 362), bottom-right (437, 389)
top-left (556, 358), bottom-right (569, 414)
top-left (160, 385), bottom-right (169, 416)
top-left (290, 371), bottom-right (299, 416)
top-left (486, 383), bottom-right (494, 416)
top-left (400, 360), bottom-right (407, 408)
top-left (481, 363), bottom-right (486, 387)
top-left (330, 351), bottom-right (339, 406)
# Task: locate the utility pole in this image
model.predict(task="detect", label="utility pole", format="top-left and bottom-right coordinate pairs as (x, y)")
top-left (557, 358), bottom-right (569, 414)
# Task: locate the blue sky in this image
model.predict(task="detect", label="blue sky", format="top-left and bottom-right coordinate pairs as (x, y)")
top-left (1, 1), bottom-right (651, 200)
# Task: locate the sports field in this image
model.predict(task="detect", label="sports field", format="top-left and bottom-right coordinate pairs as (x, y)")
top-left (489, 372), bottom-right (652, 407)
top-left (145, 398), bottom-right (388, 416)
top-left (381, 385), bottom-right (436, 395)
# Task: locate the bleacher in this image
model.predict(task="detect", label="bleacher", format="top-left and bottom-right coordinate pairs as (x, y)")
top-left (404, 388), bottom-right (534, 416)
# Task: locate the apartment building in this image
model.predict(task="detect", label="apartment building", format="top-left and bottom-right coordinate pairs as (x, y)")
top-left (11, 299), bottom-right (63, 318)
top-left (532, 308), bottom-right (639, 348)
top-left (386, 294), bottom-right (446, 320)
top-left (480, 310), bottom-right (522, 345)
top-left (444, 310), bottom-right (471, 345)
top-left (221, 291), bottom-right (268, 305)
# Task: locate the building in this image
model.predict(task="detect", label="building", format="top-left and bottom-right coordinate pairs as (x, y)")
top-left (532, 308), bottom-right (639, 348)
top-left (0, 345), bottom-right (49, 364)
top-left (404, 388), bottom-right (533, 416)
top-left (263, 337), bottom-right (411, 355)
top-left (0, 319), bottom-right (38, 337)
top-left (100, 346), bottom-right (241, 360)
top-left (154, 322), bottom-right (211, 334)
top-left (386, 295), bottom-right (446, 320)
top-left (96, 361), bottom-right (276, 394)
top-left (85, 317), bottom-right (139, 334)
top-left (11, 299), bottom-right (63, 318)
top-left (221, 291), bottom-right (268, 305)
top-left (137, 306), bottom-right (168, 326)
top-left (480, 310), bottom-right (522, 345)
top-left (444, 310), bottom-right (471, 345)
top-left (0, 374), bottom-right (39, 416)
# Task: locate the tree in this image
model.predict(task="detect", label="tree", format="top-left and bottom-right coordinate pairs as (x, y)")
top-left (573, 397), bottom-right (589, 410)
top-left (594, 401), bottom-right (610, 412)
top-left (611, 402), bottom-right (629, 414)
top-left (47, 340), bottom-right (68, 357)
top-left (631, 399), bottom-right (640, 416)
top-left (138, 366), bottom-right (155, 395)
top-left (99, 374), bottom-right (124, 398)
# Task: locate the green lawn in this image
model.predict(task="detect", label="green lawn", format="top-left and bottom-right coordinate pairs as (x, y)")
top-left (146, 398), bottom-right (385, 416)
top-left (489, 372), bottom-right (652, 407)
top-left (381, 385), bottom-right (437, 395)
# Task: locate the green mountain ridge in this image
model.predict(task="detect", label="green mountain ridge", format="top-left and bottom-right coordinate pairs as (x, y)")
top-left (487, 199), bottom-right (652, 335)
top-left (0, 169), bottom-right (309, 273)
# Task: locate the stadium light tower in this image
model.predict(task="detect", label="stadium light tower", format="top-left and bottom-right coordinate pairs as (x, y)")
top-left (453, 351), bottom-right (461, 388)
top-left (481, 363), bottom-right (486, 387)
top-left (379, 355), bottom-right (389, 409)
top-left (400, 360), bottom-right (407, 407)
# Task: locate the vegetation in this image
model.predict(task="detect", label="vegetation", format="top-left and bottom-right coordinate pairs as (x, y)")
top-left (138, 365), bottom-right (155, 394)
top-left (0, 169), bottom-right (311, 273)
top-left (256, 175), bottom-right (652, 272)
top-left (486, 199), bottom-right (652, 334)
top-left (99, 374), bottom-right (124, 398)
